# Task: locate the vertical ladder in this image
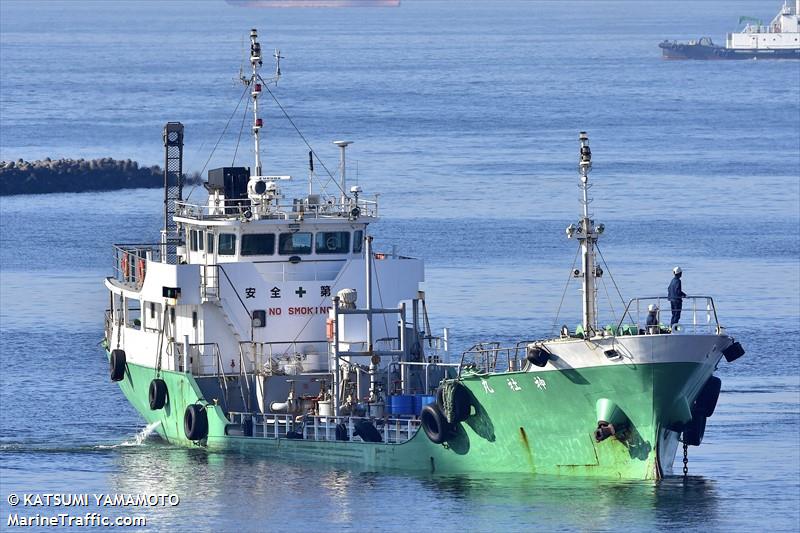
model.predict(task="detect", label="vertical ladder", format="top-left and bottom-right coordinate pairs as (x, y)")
top-left (162, 122), bottom-right (184, 261)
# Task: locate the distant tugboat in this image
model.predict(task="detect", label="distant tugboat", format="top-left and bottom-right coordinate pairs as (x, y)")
top-left (104, 29), bottom-right (747, 480)
top-left (660, 1), bottom-right (800, 59)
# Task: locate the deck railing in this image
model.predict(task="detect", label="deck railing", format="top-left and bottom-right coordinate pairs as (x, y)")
top-left (175, 197), bottom-right (378, 221)
top-left (112, 244), bottom-right (158, 286)
top-left (456, 340), bottom-right (537, 378)
top-left (615, 296), bottom-right (721, 335)
top-left (227, 412), bottom-right (420, 444)
top-left (239, 340), bottom-right (330, 374)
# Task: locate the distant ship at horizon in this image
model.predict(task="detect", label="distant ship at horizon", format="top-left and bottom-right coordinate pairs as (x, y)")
top-left (660, 0), bottom-right (800, 59)
top-left (226, 0), bottom-right (400, 7)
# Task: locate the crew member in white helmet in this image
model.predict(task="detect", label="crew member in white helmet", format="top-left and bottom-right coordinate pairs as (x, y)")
top-left (646, 304), bottom-right (660, 334)
top-left (668, 266), bottom-right (687, 326)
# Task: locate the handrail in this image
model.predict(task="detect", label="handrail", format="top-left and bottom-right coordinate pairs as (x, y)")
top-left (175, 197), bottom-right (379, 221)
top-left (227, 412), bottom-right (420, 444)
top-left (215, 264), bottom-right (254, 340)
top-left (457, 339), bottom-right (536, 378)
top-left (615, 295), bottom-right (720, 334)
top-left (240, 339), bottom-right (329, 374)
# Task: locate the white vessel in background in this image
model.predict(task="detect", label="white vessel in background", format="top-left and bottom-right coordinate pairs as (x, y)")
top-left (660, 1), bottom-right (800, 59)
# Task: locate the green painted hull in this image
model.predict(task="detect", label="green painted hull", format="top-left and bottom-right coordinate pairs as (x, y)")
top-left (112, 352), bottom-right (707, 480)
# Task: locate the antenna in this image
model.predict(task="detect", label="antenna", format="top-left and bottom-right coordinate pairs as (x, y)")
top-left (243, 28), bottom-right (264, 178)
top-left (566, 132), bottom-right (603, 334)
top-left (308, 150), bottom-right (314, 195)
top-left (274, 49), bottom-right (284, 80)
top-left (333, 140), bottom-right (353, 205)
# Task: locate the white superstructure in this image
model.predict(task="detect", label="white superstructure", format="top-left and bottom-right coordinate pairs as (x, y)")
top-left (727, 1), bottom-right (800, 50)
top-left (105, 29), bottom-right (449, 420)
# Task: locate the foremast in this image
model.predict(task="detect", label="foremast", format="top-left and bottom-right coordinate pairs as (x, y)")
top-left (243, 28), bottom-right (282, 179)
top-left (566, 132), bottom-right (604, 334)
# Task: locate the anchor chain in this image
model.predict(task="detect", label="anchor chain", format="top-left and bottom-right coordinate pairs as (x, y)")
top-left (682, 442), bottom-right (689, 477)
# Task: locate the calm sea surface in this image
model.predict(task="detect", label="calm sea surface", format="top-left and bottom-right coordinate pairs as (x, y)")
top-left (1, 1), bottom-right (799, 531)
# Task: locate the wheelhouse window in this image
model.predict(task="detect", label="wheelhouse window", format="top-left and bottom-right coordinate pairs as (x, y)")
top-left (242, 233), bottom-right (276, 256)
top-left (189, 229), bottom-right (198, 251)
top-left (353, 230), bottom-right (364, 253)
top-left (315, 231), bottom-right (350, 254)
top-left (279, 232), bottom-right (312, 255)
top-left (219, 233), bottom-right (237, 256)
top-left (207, 233), bottom-right (215, 254)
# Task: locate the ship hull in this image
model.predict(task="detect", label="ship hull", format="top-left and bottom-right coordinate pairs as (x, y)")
top-left (660, 42), bottom-right (800, 59)
top-left (112, 350), bottom-right (716, 480)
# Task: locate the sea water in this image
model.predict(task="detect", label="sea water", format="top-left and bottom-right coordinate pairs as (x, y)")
top-left (1, 1), bottom-right (798, 531)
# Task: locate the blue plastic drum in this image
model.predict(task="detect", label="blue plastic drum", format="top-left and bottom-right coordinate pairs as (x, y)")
top-left (415, 395), bottom-right (436, 415)
top-left (390, 395), bottom-right (414, 415)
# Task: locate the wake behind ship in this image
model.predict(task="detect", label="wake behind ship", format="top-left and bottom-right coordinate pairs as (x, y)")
top-left (103, 29), bottom-right (745, 480)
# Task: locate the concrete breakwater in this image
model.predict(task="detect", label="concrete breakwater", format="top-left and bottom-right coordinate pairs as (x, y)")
top-left (0, 157), bottom-right (201, 196)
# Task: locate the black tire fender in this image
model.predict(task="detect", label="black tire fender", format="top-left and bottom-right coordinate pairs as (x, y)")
top-left (420, 404), bottom-right (452, 444)
top-left (184, 404), bottom-right (208, 441)
top-left (353, 419), bottom-right (382, 443)
top-left (148, 379), bottom-right (168, 410)
top-left (110, 349), bottom-right (126, 382)
top-left (683, 415), bottom-right (706, 446)
top-left (694, 376), bottom-right (722, 418)
top-left (436, 382), bottom-right (471, 423)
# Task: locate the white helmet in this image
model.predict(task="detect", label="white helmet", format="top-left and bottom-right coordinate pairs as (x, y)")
top-left (673, 266), bottom-right (682, 275)
top-left (648, 304), bottom-right (658, 312)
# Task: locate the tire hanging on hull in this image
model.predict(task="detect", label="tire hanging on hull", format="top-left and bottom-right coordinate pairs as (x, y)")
top-left (436, 381), bottom-right (472, 424)
top-left (149, 379), bottom-right (167, 410)
top-left (420, 404), bottom-right (452, 444)
top-left (694, 376), bottom-right (721, 418)
top-left (184, 404), bottom-right (208, 441)
top-left (110, 349), bottom-right (126, 382)
top-left (683, 415), bottom-right (706, 446)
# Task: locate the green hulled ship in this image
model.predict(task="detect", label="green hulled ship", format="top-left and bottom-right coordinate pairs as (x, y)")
top-left (103, 29), bottom-right (744, 480)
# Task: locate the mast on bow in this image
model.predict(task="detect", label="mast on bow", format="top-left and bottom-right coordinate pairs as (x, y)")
top-left (565, 132), bottom-right (604, 334)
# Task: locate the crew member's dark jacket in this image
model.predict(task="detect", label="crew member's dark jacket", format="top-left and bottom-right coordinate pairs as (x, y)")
top-left (668, 277), bottom-right (686, 302)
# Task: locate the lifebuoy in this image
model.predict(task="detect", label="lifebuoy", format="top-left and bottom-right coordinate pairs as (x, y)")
top-left (136, 258), bottom-right (146, 287)
top-left (184, 404), bottom-right (208, 441)
top-left (120, 254), bottom-right (129, 279)
top-left (110, 349), bottom-right (126, 382)
top-left (420, 404), bottom-right (452, 444)
top-left (149, 378), bottom-right (167, 410)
